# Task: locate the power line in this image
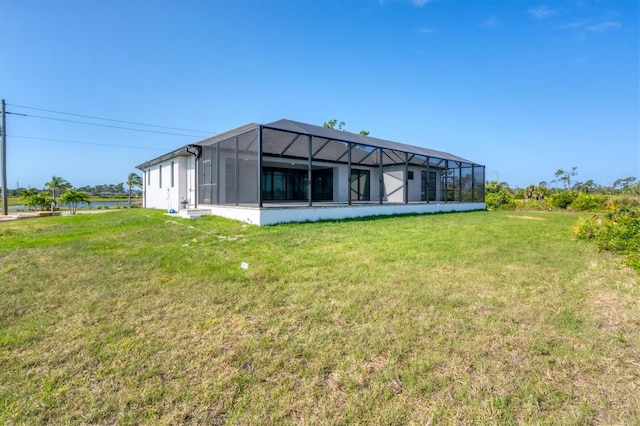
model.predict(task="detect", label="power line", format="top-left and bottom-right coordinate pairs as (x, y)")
top-left (7, 103), bottom-right (214, 134)
top-left (9, 134), bottom-right (170, 151)
top-left (13, 113), bottom-right (208, 138)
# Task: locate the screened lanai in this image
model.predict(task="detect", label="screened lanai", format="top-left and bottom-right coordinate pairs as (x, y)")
top-left (195, 119), bottom-right (485, 208)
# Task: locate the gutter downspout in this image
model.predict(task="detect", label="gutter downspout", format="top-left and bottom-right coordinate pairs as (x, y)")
top-left (142, 170), bottom-right (146, 208)
top-left (186, 145), bottom-right (202, 209)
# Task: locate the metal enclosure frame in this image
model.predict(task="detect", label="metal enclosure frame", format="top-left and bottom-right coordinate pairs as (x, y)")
top-left (192, 119), bottom-right (484, 207)
top-left (138, 119), bottom-right (485, 214)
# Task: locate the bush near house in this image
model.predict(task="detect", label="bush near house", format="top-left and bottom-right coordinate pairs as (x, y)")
top-left (484, 181), bottom-right (516, 210)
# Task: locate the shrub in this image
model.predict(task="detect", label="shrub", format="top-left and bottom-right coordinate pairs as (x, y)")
top-left (549, 191), bottom-right (578, 209)
top-left (485, 181), bottom-right (516, 210)
top-left (485, 191), bottom-right (516, 210)
top-left (574, 208), bottom-right (640, 273)
top-left (615, 195), bottom-right (640, 210)
top-left (572, 215), bottom-right (600, 239)
top-left (571, 193), bottom-right (608, 212)
top-left (596, 210), bottom-right (640, 254)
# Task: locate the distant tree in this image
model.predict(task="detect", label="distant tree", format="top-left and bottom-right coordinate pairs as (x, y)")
top-left (126, 173), bottom-right (143, 205)
top-left (573, 179), bottom-right (599, 194)
top-left (524, 184), bottom-right (549, 200)
top-left (323, 119), bottom-right (370, 136)
top-left (519, 184), bottom-right (551, 201)
top-left (45, 176), bottom-right (70, 200)
top-left (59, 189), bottom-right (90, 215)
top-left (323, 119), bottom-right (346, 131)
top-left (613, 177), bottom-right (637, 194)
top-left (554, 167), bottom-right (578, 190)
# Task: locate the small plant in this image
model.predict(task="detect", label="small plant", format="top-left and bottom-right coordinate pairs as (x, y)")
top-left (572, 215), bottom-right (600, 239)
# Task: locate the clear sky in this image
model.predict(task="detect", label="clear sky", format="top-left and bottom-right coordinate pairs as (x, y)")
top-left (1, 0), bottom-right (638, 189)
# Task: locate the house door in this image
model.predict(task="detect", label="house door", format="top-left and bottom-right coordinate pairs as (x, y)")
top-left (350, 169), bottom-right (370, 201)
top-left (421, 171), bottom-right (437, 201)
top-left (312, 168), bottom-right (333, 201)
top-left (261, 167), bottom-right (308, 201)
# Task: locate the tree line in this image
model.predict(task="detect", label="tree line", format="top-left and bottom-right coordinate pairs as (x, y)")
top-left (486, 167), bottom-right (639, 211)
top-left (17, 173), bottom-right (142, 214)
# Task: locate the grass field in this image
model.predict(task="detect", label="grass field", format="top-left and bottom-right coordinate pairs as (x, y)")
top-left (1, 209), bottom-right (638, 424)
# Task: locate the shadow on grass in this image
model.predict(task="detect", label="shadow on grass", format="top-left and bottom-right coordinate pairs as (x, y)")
top-left (270, 208), bottom-right (489, 227)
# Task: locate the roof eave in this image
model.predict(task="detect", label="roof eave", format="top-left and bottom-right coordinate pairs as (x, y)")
top-left (135, 145), bottom-right (196, 170)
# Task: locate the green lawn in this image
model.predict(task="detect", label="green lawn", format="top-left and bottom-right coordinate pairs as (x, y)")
top-left (1, 209), bottom-right (638, 424)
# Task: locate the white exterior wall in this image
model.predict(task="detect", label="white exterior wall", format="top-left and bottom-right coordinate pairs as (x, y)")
top-left (335, 165), bottom-right (348, 202)
top-left (143, 156), bottom-right (196, 211)
top-left (382, 167), bottom-right (405, 202)
top-left (209, 202), bottom-right (486, 226)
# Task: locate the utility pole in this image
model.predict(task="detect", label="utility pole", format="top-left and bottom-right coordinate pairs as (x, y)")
top-left (1, 99), bottom-right (7, 216)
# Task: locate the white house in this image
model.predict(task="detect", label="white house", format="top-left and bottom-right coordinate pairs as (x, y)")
top-left (136, 119), bottom-right (485, 225)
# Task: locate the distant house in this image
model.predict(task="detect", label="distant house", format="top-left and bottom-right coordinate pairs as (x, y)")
top-left (136, 119), bottom-right (485, 225)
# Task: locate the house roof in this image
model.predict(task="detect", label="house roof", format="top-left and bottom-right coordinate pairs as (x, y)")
top-left (262, 119), bottom-right (478, 165)
top-left (135, 145), bottom-right (198, 170)
top-left (137, 118), bottom-right (482, 169)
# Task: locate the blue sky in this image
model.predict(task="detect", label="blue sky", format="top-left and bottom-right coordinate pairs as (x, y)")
top-left (1, 0), bottom-right (638, 189)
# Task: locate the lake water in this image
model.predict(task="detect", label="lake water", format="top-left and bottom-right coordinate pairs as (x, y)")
top-left (9, 201), bottom-right (130, 212)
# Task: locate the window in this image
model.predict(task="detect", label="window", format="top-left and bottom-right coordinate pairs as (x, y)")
top-left (408, 171), bottom-right (414, 180)
top-left (171, 161), bottom-right (175, 188)
top-left (350, 169), bottom-right (370, 201)
top-left (261, 167), bottom-right (308, 201)
top-left (421, 170), bottom-right (437, 201)
top-left (147, 169), bottom-right (150, 185)
top-left (159, 165), bottom-right (162, 188)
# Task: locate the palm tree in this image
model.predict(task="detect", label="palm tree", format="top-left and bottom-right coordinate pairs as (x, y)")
top-left (59, 189), bottom-right (90, 215)
top-left (126, 173), bottom-right (143, 205)
top-left (45, 176), bottom-right (70, 201)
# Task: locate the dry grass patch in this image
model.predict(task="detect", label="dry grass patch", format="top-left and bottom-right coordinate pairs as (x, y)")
top-left (507, 215), bottom-right (546, 221)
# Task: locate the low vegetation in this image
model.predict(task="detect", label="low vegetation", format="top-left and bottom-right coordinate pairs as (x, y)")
top-left (485, 169), bottom-right (638, 212)
top-left (485, 169), bottom-right (639, 271)
top-left (1, 209), bottom-right (638, 424)
top-left (573, 206), bottom-right (640, 273)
